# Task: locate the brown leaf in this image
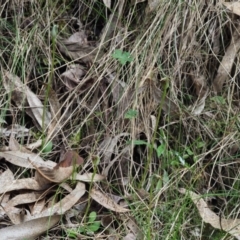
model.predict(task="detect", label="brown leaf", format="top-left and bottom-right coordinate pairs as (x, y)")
top-left (58, 41), bottom-right (102, 64)
top-left (0, 178), bottom-right (47, 194)
top-left (0, 215), bottom-right (60, 240)
top-left (29, 151), bottom-right (83, 185)
top-left (213, 24), bottom-right (240, 92)
top-left (180, 188), bottom-right (240, 239)
top-left (62, 31), bottom-right (88, 45)
top-left (0, 150), bottom-right (55, 169)
top-left (90, 187), bottom-right (129, 213)
top-left (55, 150), bottom-right (84, 168)
top-left (223, 2), bottom-right (240, 16)
top-left (24, 182), bottom-right (86, 221)
top-left (61, 64), bottom-right (86, 90)
top-left (2, 71), bottom-right (52, 130)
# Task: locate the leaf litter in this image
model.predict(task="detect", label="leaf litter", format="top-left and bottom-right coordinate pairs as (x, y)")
top-left (3, 0), bottom-right (240, 239)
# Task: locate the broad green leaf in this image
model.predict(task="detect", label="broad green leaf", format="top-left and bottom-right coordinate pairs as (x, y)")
top-left (211, 96), bottom-right (226, 105)
top-left (124, 109), bottom-right (138, 119)
top-left (156, 144), bottom-right (165, 157)
top-left (112, 49), bottom-right (133, 65)
top-left (42, 141), bottom-right (53, 153)
top-left (87, 221), bottom-right (101, 232)
top-left (88, 211), bottom-right (97, 223)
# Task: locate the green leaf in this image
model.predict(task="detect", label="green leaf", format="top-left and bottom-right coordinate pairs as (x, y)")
top-left (51, 24), bottom-right (58, 38)
top-left (210, 96), bottom-right (226, 105)
top-left (185, 147), bottom-right (193, 156)
top-left (42, 141), bottom-right (53, 153)
top-left (163, 170), bottom-right (169, 186)
top-left (197, 141), bottom-right (205, 148)
top-left (132, 140), bottom-right (151, 147)
top-left (124, 109), bottom-right (138, 119)
top-left (88, 211), bottom-right (97, 223)
top-left (66, 229), bottom-right (77, 239)
top-left (87, 221), bottom-right (101, 232)
top-left (112, 49), bottom-right (133, 65)
top-left (156, 144), bottom-right (165, 157)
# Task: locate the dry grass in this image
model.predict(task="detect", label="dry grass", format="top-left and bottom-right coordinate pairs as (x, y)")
top-left (1, 0), bottom-right (240, 239)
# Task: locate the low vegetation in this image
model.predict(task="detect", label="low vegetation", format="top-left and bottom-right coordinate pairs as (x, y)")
top-left (1, 1), bottom-right (240, 239)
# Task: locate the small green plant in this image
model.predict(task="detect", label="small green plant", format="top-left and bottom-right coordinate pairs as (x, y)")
top-left (112, 49), bottom-right (133, 65)
top-left (66, 211), bottom-right (101, 238)
top-left (41, 140), bottom-right (53, 153)
top-left (124, 109), bottom-right (138, 119)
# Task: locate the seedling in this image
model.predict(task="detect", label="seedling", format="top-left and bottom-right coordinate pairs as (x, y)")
top-left (41, 140), bottom-right (53, 153)
top-left (124, 109), bottom-right (138, 119)
top-left (112, 49), bottom-right (133, 65)
top-left (66, 211), bottom-right (101, 238)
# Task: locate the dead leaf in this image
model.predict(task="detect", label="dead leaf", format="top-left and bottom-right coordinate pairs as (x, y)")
top-left (0, 150), bottom-right (55, 169)
top-left (106, 71), bottom-right (126, 104)
top-left (99, 133), bottom-right (130, 167)
top-left (0, 215), bottom-right (60, 240)
top-left (0, 124), bottom-right (30, 138)
top-left (0, 178), bottom-right (47, 194)
top-left (61, 64), bottom-right (86, 90)
top-left (24, 182), bottom-right (85, 221)
top-left (63, 31), bottom-right (88, 45)
top-left (31, 198), bottom-right (45, 216)
top-left (213, 24), bottom-right (240, 92)
top-left (5, 192), bottom-right (43, 224)
top-left (48, 88), bottom-right (60, 119)
top-left (180, 188), bottom-right (240, 240)
top-left (75, 172), bottom-right (105, 182)
top-left (103, 0), bottom-right (111, 9)
top-left (9, 134), bottom-right (20, 151)
top-left (223, 2), bottom-right (240, 16)
top-left (90, 187), bottom-right (129, 213)
top-left (29, 151), bottom-right (83, 186)
top-left (58, 31), bottom-right (102, 64)
top-left (26, 139), bottom-right (42, 150)
top-left (189, 73), bottom-right (209, 116)
top-left (55, 150), bottom-right (84, 169)
top-left (2, 71), bottom-right (52, 129)
top-left (123, 233), bottom-right (136, 240)
top-left (147, 0), bottom-right (161, 12)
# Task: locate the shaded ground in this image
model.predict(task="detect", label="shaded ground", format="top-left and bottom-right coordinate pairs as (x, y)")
top-left (1, 1), bottom-right (240, 239)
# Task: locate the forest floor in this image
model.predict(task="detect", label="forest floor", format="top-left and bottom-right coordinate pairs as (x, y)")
top-left (1, 1), bottom-right (240, 239)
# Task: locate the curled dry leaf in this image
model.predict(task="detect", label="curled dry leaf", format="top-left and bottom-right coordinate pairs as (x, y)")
top-left (213, 24), bottom-right (240, 92)
top-left (24, 182), bottom-right (86, 221)
top-left (30, 150), bottom-right (83, 186)
top-left (58, 31), bottom-right (102, 64)
top-left (0, 178), bottom-right (46, 194)
top-left (55, 150), bottom-right (84, 168)
top-left (180, 188), bottom-right (240, 240)
top-left (0, 124), bottom-right (30, 138)
top-left (5, 192), bottom-right (43, 224)
top-left (190, 73), bottom-right (209, 116)
top-left (90, 187), bottom-right (129, 213)
top-left (222, 2), bottom-right (240, 16)
top-left (0, 150), bottom-right (55, 169)
top-left (3, 71), bottom-right (52, 130)
top-left (0, 215), bottom-right (60, 240)
top-left (62, 31), bottom-right (88, 45)
top-left (9, 134), bottom-right (21, 151)
top-left (47, 87), bottom-right (61, 137)
top-left (34, 165), bottom-right (77, 185)
top-left (61, 64), bottom-right (86, 90)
